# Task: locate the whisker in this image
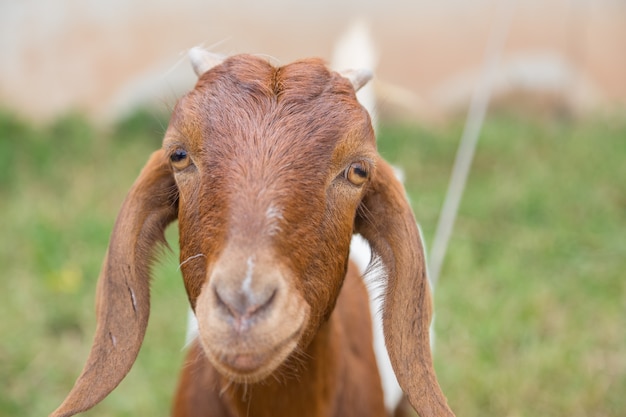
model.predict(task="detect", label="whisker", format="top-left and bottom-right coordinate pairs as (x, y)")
top-left (178, 253), bottom-right (206, 270)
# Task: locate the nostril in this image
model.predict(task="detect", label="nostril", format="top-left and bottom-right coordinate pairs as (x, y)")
top-left (213, 285), bottom-right (277, 322)
top-left (249, 288), bottom-right (276, 317)
top-left (213, 286), bottom-right (238, 319)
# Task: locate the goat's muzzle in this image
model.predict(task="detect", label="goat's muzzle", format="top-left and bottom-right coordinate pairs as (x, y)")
top-left (194, 246), bottom-right (310, 383)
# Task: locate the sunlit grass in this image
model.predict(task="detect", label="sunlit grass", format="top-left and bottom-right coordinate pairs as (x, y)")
top-left (1, 109), bottom-right (624, 416)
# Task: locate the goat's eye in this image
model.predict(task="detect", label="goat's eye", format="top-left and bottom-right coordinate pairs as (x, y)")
top-left (345, 161), bottom-right (369, 186)
top-left (170, 149), bottom-right (191, 170)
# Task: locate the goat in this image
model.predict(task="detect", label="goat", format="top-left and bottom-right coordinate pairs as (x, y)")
top-left (50, 49), bottom-right (454, 417)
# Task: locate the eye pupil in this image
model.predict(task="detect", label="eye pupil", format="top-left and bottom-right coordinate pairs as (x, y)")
top-left (345, 162), bottom-right (369, 186)
top-left (169, 148), bottom-right (192, 171)
top-left (353, 166), bottom-right (367, 178)
top-left (171, 149), bottom-right (187, 163)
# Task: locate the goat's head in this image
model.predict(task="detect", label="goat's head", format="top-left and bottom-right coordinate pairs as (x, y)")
top-left (51, 50), bottom-right (452, 417)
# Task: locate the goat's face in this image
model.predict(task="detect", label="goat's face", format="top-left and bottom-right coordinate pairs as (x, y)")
top-left (51, 51), bottom-right (454, 417)
top-left (165, 55), bottom-right (376, 382)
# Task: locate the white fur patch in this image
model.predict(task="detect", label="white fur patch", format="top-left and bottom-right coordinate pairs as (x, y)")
top-left (185, 309), bottom-right (199, 348)
top-left (241, 256), bottom-right (255, 295)
top-left (350, 235), bottom-right (404, 413)
top-left (265, 204), bottom-right (283, 236)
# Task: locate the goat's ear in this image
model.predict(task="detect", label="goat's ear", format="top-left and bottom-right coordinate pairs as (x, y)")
top-left (50, 150), bottom-right (178, 417)
top-left (355, 158), bottom-right (454, 417)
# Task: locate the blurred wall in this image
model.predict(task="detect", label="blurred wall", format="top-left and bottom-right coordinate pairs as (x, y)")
top-left (1, 0), bottom-right (625, 122)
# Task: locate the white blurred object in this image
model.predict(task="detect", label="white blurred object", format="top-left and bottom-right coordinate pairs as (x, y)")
top-left (332, 18), bottom-right (379, 129)
top-left (349, 235), bottom-right (404, 413)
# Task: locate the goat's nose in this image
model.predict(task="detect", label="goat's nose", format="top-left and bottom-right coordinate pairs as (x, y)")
top-left (213, 285), bottom-right (277, 330)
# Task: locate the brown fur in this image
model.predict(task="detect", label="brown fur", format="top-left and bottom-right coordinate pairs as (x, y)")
top-left (173, 262), bottom-right (386, 417)
top-left (50, 54), bottom-right (454, 417)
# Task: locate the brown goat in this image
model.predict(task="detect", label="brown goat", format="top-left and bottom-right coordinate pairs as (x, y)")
top-left (50, 49), bottom-right (454, 417)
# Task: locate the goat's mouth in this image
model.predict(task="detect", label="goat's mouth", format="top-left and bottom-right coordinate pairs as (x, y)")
top-left (206, 325), bottom-right (304, 383)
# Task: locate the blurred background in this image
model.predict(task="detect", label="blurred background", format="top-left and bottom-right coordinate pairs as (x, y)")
top-left (1, 0), bottom-right (624, 416)
top-left (2, 0), bottom-right (626, 121)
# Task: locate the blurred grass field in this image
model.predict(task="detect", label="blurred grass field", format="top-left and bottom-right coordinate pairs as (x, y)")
top-left (1, 108), bottom-right (624, 417)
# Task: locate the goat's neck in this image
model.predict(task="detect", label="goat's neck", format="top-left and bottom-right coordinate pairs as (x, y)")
top-left (221, 317), bottom-right (344, 417)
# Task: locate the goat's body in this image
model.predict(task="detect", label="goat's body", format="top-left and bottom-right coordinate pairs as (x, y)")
top-left (173, 261), bottom-right (387, 417)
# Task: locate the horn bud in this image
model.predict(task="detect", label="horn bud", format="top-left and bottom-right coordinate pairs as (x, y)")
top-left (339, 68), bottom-right (373, 92)
top-left (189, 47), bottom-right (225, 77)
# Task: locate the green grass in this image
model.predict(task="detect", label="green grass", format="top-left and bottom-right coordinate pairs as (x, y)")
top-left (379, 114), bottom-right (626, 417)
top-left (1, 108), bottom-right (624, 416)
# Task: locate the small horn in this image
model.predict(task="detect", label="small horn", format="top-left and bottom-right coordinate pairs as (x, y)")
top-left (189, 47), bottom-right (225, 77)
top-left (339, 68), bottom-right (373, 92)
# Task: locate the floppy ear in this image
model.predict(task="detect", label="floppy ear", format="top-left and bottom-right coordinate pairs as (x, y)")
top-left (355, 158), bottom-right (454, 417)
top-left (50, 150), bottom-right (178, 417)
